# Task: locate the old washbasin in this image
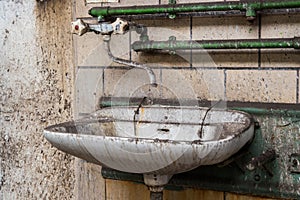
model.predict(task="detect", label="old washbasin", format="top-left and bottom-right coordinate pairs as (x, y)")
top-left (44, 105), bottom-right (254, 192)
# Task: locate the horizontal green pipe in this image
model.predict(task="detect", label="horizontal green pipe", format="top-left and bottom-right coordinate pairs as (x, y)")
top-left (99, 101), bottom-right (300, 118)
top-left (89, 1), bottom-right (300, 18)
top-left (132, 38), bottom-right (300, 51)
top-left (232, 107), bottom-right (300, 118)
top-left (89, 3), bottom-right (241, 17)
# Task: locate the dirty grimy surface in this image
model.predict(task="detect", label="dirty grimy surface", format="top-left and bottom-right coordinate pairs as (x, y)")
top-left (0, 1), bottom-right (75, 199)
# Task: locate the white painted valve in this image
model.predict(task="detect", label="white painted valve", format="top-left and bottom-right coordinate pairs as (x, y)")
top-left (71, 19), bottom-right (88, 36)
top-left (71, 18), bottom-right (128, 36)
top-left (111, 18), bottom-right (128, 35)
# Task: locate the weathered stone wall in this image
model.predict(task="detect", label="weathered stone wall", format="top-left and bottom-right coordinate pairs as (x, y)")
top-left (0, 1), bottom-right (75, 199)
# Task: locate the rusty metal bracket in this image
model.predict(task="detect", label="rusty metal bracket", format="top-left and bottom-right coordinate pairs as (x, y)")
top-left (100, 100), bottom-right (300, 199)
top-left (246, 149), bottom-right (277, 171)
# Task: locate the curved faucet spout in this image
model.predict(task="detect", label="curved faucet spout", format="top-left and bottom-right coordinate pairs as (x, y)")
top-left (103, 35), bottom-right (157, 87)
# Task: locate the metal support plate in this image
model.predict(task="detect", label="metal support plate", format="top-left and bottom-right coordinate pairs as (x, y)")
top-left (100, 101), bottom-right (300, 199)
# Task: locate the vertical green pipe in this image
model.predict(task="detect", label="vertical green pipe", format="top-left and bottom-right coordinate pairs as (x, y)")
top-left (169, 0), bottom-right (176, 4)
top-left (168, 0), bottom-right (176, 19)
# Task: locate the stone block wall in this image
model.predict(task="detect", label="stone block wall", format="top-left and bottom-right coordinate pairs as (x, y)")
top-left (74, 1), bottom-right (299, 199)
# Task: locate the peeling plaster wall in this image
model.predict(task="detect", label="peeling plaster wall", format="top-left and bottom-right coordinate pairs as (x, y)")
top-left (0, 1), bottom-right (75, 199)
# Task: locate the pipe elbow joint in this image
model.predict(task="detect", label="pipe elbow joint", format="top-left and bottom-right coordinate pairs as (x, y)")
top-left (89, 7), bottom-right (109, 20)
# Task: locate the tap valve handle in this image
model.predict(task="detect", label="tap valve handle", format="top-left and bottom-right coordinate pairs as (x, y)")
top-left (111, 18), bottom-right (129, 35)
top-left (71, 19), bottom-right (89, 36)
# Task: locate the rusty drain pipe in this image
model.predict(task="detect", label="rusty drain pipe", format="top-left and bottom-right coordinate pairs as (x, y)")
top-left (103, 35), bottom-right (157, 87)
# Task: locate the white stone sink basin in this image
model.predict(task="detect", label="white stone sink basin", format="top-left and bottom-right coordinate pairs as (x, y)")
top-left (44, 105), bottom-right (254, 189)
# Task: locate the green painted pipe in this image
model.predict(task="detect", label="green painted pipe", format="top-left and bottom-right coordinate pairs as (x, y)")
top-left (99, 101), bottom-right (300, 118)
top-left (132, 37), bottom-right (300, 51)
top-left (89, 1), bottom-right (300, 19)
top-left (232, 107), bottom-right (300, 118)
